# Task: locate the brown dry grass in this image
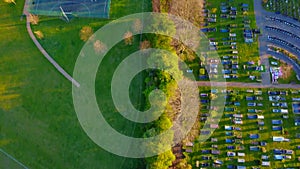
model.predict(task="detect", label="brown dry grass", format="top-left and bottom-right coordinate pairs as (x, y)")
top-left (280, 60), bottom-right (293, 80)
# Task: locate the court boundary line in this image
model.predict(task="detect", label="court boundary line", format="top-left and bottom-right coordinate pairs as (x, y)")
top-left (49, 1), bottom-right (91, 18)
top-left (0, 148), bottom-right (29, 169)
top-left (27, 0), bottom-right (110, 18)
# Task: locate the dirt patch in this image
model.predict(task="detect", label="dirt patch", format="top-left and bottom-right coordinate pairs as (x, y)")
top-left (280, 60), bottom-right (293, 79)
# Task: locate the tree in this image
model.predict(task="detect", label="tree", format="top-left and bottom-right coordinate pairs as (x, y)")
top-left (29, 14), bottom-right (39, 25)
top-left (210, 93), bottom-right (218, 100)
top-left (159, 0), bottom-right (171, 12)
top-left (147, 150), bottom-right (176, 169)
top-left (34, 31), bottom-right (44, 39)
top-left (132, 19), bottom-right (143, 33)
top-left (262, 0), bottom-right (268, 4)
top-left (149, 90), bottom-right (167, 110)
top-left (147, 50), bottom-right (182, 81)
top-left (4, 0), bottom-right (16, 5)
top-left (150, 15), bottom-right (176, 49)
top-left (175, 159), bottom-right (192, 169)
top-left (210, 110), bottom-right (219, 119)
top-left (123, 31), bottom-right (133, 45)
top-left (93, 40), bottom-right (107, 54)
top-left (140, 40), bottom-right (151, 51)
top-left (79, 26), bottom-right (93, 42)
top-left (169, 0), bottom-right (204, 24)
top-left (155, 114), bottom-right (172, 131)
top-left (211, 8), bottom-right (217, 13)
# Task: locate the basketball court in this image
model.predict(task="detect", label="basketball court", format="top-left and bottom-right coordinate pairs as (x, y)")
top-left (24, 0), bottom-right (111, 18)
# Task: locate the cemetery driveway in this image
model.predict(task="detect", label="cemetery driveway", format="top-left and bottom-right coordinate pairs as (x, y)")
top-left (197, 81), bottom-right (300, 89)
top-left (253, 0), bottom-right (300, 84)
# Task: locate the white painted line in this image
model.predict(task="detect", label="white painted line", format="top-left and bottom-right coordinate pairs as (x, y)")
top-left (0, 148), bottom-right (29, 169)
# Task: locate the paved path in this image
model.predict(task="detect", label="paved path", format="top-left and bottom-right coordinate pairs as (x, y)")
top-left (23, 2), bottom-right (80, 87)
top-left (253, 0), bottom-right (271, 85)
top-left (197, 81), bottom-right (300, 89)
top-left (267, 50), bottom-right (300, 76)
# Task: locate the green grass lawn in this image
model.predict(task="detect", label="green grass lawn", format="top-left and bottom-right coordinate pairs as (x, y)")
top-left (186, 87), bottom-right (300, 168)
top-left (0, 0), bottom-right (151, 168)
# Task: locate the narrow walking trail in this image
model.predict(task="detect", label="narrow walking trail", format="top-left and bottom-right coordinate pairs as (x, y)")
top-left (23, 1), bottom-right (80, 87)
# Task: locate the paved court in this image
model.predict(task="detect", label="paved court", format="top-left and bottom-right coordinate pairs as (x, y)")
top-left (25, 0), bottom-right (111, 18)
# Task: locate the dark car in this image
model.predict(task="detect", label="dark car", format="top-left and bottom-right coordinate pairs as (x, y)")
top-left (201, 150), bottom-right (210, 154)
top-left (202, 163), bottom-right (210, 167)
top-left (268, 91), bottom-right (280, 95)
top-left (201, 99), bottom-right (209, 104)
top-left (274, 149), bottom-right (283, 154)
top-left (202, 156), bottom-right (210, 160)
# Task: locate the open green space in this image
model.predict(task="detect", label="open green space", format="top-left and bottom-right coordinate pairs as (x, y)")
top-left (186, 87), bottom-right (300, 168)
top-left (0, 0), bottom-right (151, 168)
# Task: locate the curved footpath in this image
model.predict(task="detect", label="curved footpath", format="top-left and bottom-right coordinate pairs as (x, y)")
top-left (23, 2), bottom-right (80, 87)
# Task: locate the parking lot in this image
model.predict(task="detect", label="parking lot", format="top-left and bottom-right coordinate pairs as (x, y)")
top-left (254, 0), bottom-right (300, 85)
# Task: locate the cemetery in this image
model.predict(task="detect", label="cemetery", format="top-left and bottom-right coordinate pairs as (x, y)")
top-left (185, 87), bottom-right (300, 168)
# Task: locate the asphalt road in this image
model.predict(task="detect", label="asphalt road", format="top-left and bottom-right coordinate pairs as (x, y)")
top-left (253, 0), bottom-right (300, 85)
top-left (197, 81), bottom-right (300, 89)
top-left (267, 50), bottom-right (300, 76)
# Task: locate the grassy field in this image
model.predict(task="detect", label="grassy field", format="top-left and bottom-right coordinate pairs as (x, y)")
top-left (0, 0), bottom-right (151, 168)
top-left (186, 87), bottom-right (300, 168)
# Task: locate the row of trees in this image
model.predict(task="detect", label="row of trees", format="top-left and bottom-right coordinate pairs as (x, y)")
top-left (143, 7), bottom-right (182, 169)
top-left (4, 0), bottom-right (16, 5)
top-left (143, 50), bottom-right (178, 169)
top-left (143, 0), bottom-right (206, 168)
